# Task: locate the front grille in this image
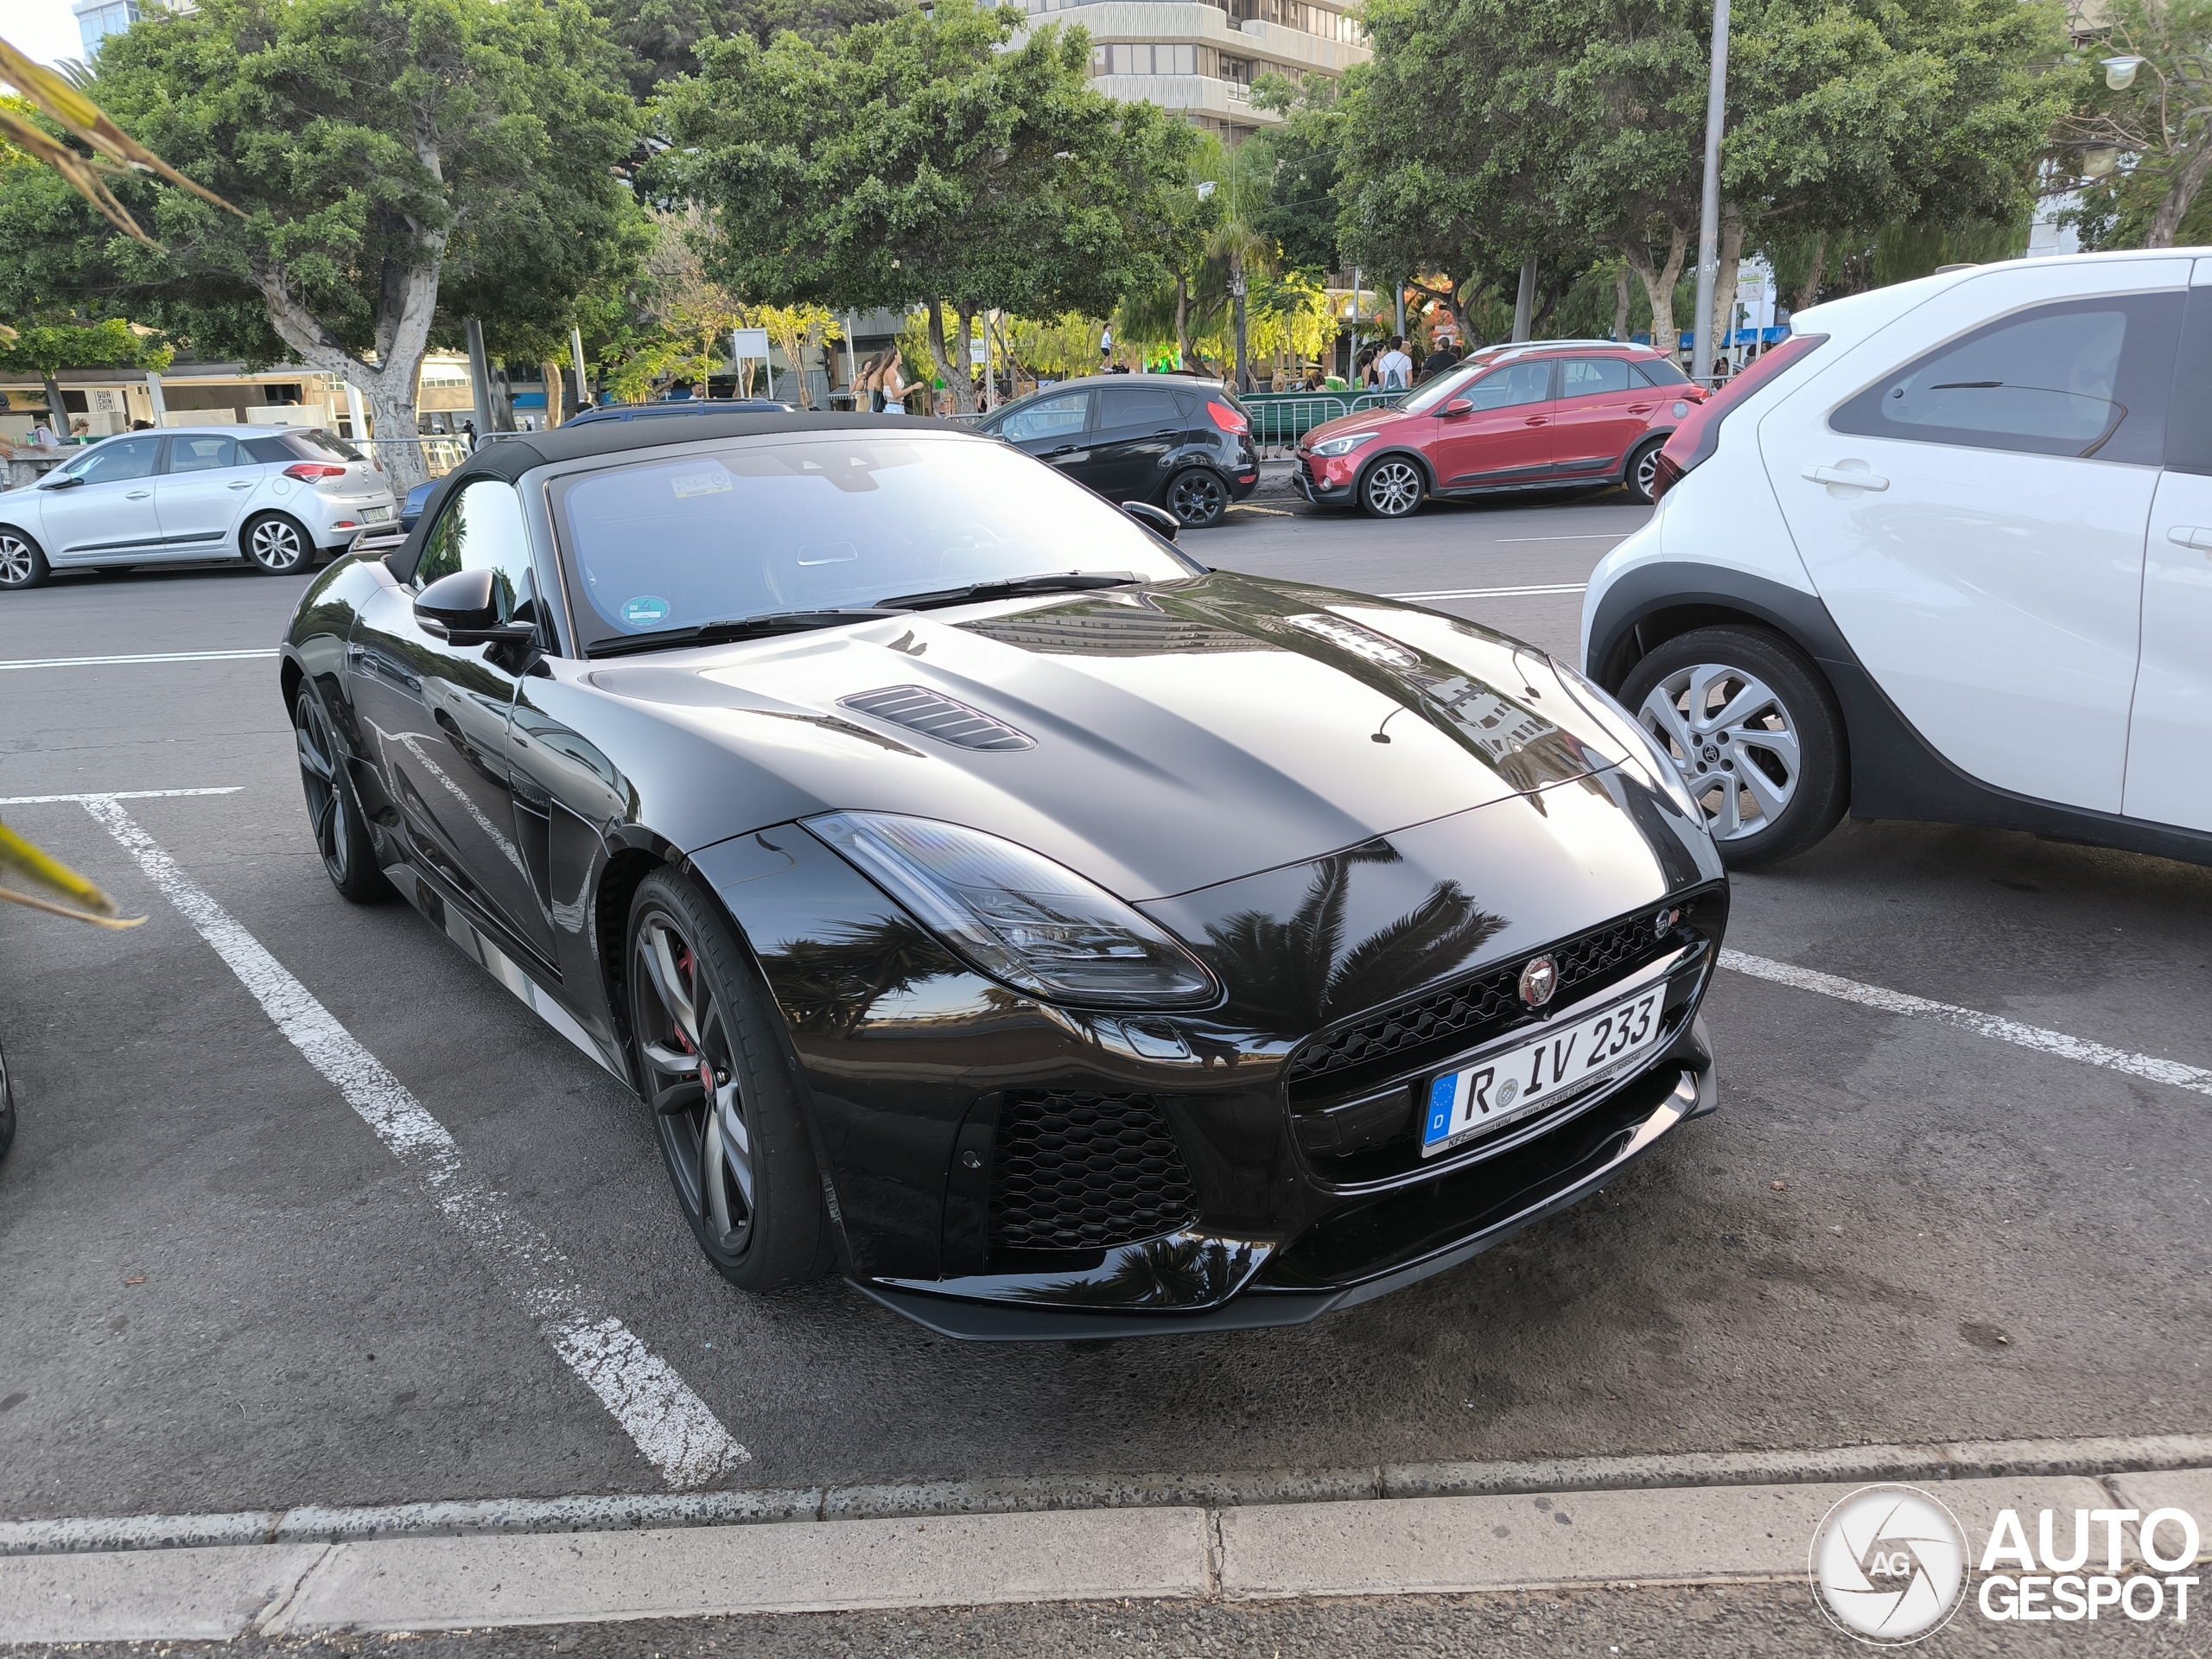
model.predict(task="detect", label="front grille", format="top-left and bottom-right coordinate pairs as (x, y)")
top-left (988, 1090), bottom-right (1198, 1252)
top-left (1286, 909), bottom-right (1678, 1090)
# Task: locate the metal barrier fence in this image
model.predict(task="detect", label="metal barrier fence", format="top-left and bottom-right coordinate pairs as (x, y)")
top-left (1241, 391), bottom-right (1409, 457)
top-left (355, 434), bottom-right (474, 479)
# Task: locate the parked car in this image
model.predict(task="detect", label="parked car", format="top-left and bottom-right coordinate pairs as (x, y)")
top-left (0, 425), bottom-right (396, 588)
top-left (1583, 245), bottom-right (2212, 869)
top-left (1294, 343), bottom-right (1707, 518)
top-left (280, 410), bottom-right (1725, 1338)
top-left (978, 373), bottom-right (1259, 528)
top-left (567, 397), bottom-right (793, 428)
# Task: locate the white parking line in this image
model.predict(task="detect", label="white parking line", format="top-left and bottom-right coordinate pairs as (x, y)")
top-left (1384, 582), bottom-right (1589, 601)
top-left (1491, 533), bottom-right (1632, 543)
top-left (64, 796), bottom-right (748, 1490)
top-left (1720, 949), bottom-right (2212, 1096)
top-left (0, 649), bottom-right (279, 671)
top-left (0, 787), bottom-right (244, 806)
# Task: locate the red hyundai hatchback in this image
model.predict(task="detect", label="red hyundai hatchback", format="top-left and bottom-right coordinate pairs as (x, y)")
top-left (1294, 342), bottom-right (1708, 518)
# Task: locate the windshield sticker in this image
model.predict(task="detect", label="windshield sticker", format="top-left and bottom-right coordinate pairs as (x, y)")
top-left (671, 467), bottom-right (734, 499)
top-left (621, 595), bottom-right (671, 628)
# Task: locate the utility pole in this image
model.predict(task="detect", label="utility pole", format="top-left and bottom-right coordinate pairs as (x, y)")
top-left (1690, 0), bottom-right (1731, 383)
top-left (1511, 256), bottom-right (1537, 342)
top-left (465, 317), bottom-right (495, 443)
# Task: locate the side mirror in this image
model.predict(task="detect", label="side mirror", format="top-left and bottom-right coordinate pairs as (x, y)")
top-left (1440, 398), bottom-right (1474, 417)
top-left (41, 473), bottom-right (84, 489)
top-left (414, 567), bottom-right (537, 647)
top-left (1121, 499), bottom-right (1180, 541)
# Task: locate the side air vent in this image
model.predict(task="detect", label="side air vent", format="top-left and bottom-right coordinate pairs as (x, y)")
top-left (837, 685), bottom-right (1034, 751)
top-left (989, 1090), bottom-right (1198, 1251)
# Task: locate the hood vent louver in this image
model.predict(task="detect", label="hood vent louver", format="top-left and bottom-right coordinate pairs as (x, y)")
top-left (837, 685), bottom-right (1034, 752)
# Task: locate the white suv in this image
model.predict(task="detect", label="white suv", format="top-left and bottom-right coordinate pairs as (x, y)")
top-left (0, 424), bottom-right (396, 589)
top-left (1582, 246), bottom-right (2212, 868)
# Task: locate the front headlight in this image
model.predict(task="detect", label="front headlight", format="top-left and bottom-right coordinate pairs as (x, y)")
top-left (1546, 658), bottom-right (1707, 823)
top-left (1310, 430), bottom-right (1379, 457)
top-left (805, 812), bottom-right (1220, 1008)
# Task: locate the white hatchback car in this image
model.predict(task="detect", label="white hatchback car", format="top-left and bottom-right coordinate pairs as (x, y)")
top-left (0, 424), bottom-right (397, 590)
top-left (1583, 246), bottom-right (2212, 868)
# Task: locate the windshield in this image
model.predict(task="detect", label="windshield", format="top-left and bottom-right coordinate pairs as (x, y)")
top-left (1401, 365), bottom-right (1486, 413)
top-left (552, 433), bottom-right (1198, 651)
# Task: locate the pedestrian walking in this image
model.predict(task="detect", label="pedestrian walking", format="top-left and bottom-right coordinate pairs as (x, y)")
top-left (877, 351), bottom-right (908, 416)
top-left (1376, 336), bottom-right (1414, 391)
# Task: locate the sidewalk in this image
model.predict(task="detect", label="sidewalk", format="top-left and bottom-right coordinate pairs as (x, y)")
top-left (5, 1443), bottom-right (2207, 1646)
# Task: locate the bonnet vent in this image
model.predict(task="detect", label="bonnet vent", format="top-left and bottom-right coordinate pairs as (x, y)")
top-left (837, 685), bottom-right (1034, 751)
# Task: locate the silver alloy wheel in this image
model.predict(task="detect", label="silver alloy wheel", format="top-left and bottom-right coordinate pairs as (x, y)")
top-left (1633, 444), bottom-right (1662, 500)
top-left (1636, 661), bottom-right (1801, 840)
top-left (247, 517), bottom-right (308, 573)
top-left (0, 533), bottom-right (36, 586)
top-left (294, 694), bottom-right (353, 882)
top-left (1363, 458), bottom-right (1423, 517)
top-left (632, 914), bottom-right (756, 1257)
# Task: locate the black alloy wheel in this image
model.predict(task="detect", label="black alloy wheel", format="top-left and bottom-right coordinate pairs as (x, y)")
top-left (1626, 438), bottom-right (1667, 505)
top-left (1166, 467), bottom-right (1230, 529)
top-left (626, 869), bottom-right (830, 1292)
top-left (244, 512), bottom-right (313, 575)
top-left (1358, 455), bottom-right (1426, 518)
top-left (0, 529), bottom-right (51, 590)
top-left (295, 688), bottom-right (391, 902)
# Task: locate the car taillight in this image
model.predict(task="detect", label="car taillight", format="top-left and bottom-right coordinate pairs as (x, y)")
top-left (284, 462), bottom-right (348, 481)
top-left (1650, 334), bottom-right (1827, 502)
top-left (1205, 400), bottom-right (1249, 435)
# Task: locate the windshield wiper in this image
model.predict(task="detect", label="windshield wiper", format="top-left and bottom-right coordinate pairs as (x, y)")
top-left (588, 609), bottom-right (903, 658)
top-left (874, 571), bottom-right (1141, 612)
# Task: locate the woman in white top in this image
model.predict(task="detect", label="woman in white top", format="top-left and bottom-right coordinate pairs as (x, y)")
top-left (878, 353), bottom-right (908, 416)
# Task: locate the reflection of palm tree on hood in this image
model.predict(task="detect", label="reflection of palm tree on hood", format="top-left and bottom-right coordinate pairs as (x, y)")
top-left (1018, 1234), bottom-right (1257, 1306)
top-left (1205, 842), bottom-right (1507, 1041)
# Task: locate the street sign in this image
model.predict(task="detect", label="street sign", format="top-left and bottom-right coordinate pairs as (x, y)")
top-left (730, 327), bottom-right (771, 359)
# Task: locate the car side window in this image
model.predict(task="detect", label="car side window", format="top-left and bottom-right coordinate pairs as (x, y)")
top-left (2167, 288), bottom-right (2212, 477)
top-left (242, 435), bottom-right (298, 464)
top-left (67, 436), bottom-right (161, 484)
top-left (1465, 362), bottom-right (1553, 411)
top-left (1831, 292), bottom-right (2184, 465)
top-left (999, 392), bottom-right (1091, 443)
top-left (1631, 359), bottom-right (1692, 388)
top-left (1098, 387), bottom-right (1181, 429)
top-left (168, 435), bottom-right (238, 474)
top-left (1560, 358), bottom-right (1635, 397)
top-left (414, 479), bottom-right (537, 623)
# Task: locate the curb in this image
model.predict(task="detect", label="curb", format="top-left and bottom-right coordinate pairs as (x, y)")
top-left (4, 1431), bottom-right (2209, 1559)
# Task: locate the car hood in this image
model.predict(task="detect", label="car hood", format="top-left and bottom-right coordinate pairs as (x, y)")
top-left (576, 570), bottom-right (1656, 900)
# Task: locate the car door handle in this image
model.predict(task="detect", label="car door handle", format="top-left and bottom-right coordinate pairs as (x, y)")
top-left (228, 480), bottom-right (253, 490)
top-left (1522, 416), bottom-right (1548, 427)
top-left (126, 489), bottom-right (152, 499)
top-left (1803, 464), bottom-right (1890, 491)
top-left (2167, 525), bottom-right (2212, 552)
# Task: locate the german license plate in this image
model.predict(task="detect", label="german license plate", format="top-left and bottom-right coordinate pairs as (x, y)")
top-left (1421, 987), bottom-right (1665, 1156)
top-left (360, 505), bottom-right (391, 523)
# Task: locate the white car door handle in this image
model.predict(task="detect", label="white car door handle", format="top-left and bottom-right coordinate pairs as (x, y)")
top-left (1803, 464), bottom-right (1889, 491)
top-left (2168, 525), bottom-right (2212, 552)
top-left (228, 480), bottom-right (253, 490)
top-left (125, 489), bottom-right (152, 499)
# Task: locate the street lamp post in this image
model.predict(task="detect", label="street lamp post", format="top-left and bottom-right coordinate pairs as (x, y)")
top-left (1690, 0), bottom-right (1731, 383)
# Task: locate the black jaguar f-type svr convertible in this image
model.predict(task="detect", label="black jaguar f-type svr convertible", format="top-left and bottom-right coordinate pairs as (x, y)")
top-left (281, 412), bottom-right (1726, 1338)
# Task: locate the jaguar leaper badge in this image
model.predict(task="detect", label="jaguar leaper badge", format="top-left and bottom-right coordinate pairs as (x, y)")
top-left (1518, 955), bottom-right (1558, 1009)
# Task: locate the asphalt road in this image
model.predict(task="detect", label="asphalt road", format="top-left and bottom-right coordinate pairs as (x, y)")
top-left (3, 493), bottom-right (2208, 1543)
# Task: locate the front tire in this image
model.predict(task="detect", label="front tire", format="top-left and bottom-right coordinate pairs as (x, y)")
top-left (1165, 467), bottom-right (1230, 529)
top-left (1358, 455), bottom-right (1426, 518)
top-left (295, 686), bottom-right (391, 902)
top-left (0, 528), bottom-right (51, 590)
top-left (244, 513), bottom-right (313, 575)
top-left (627, 870), bottom-right (830, 1293)
top-left (1619, 626), bottom-right (1848, 868)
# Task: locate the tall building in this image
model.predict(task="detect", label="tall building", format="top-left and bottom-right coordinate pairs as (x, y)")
top-left (1020, 0), bottom-right (1369, 141)
top-left (72, 0), bottom-right (143, 56)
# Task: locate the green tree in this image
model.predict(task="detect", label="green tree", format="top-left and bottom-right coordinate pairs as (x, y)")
top-left (2053, 0), bottom-right (2212, 249)
top-left (0, 0), bottom-right (639, 488)
top-left (0, 317), bottom-right (171, 432)
top-left (588, 0), bottom-right (903, 99)
top-left (659, 0), bottom-right (1199, 411)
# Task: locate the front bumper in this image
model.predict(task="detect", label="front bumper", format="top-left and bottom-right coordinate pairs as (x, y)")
top-left (859, 1028), bottom-right (1715, 1339)
top-left (1292, 454), bottom-right (1354, 504)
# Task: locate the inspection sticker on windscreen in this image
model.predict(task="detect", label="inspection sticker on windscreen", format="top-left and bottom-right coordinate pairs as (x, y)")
top-left (1422, 986), bottom-right (1663, 1157)
top-left (672, 467), bottom-right (734, 498)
